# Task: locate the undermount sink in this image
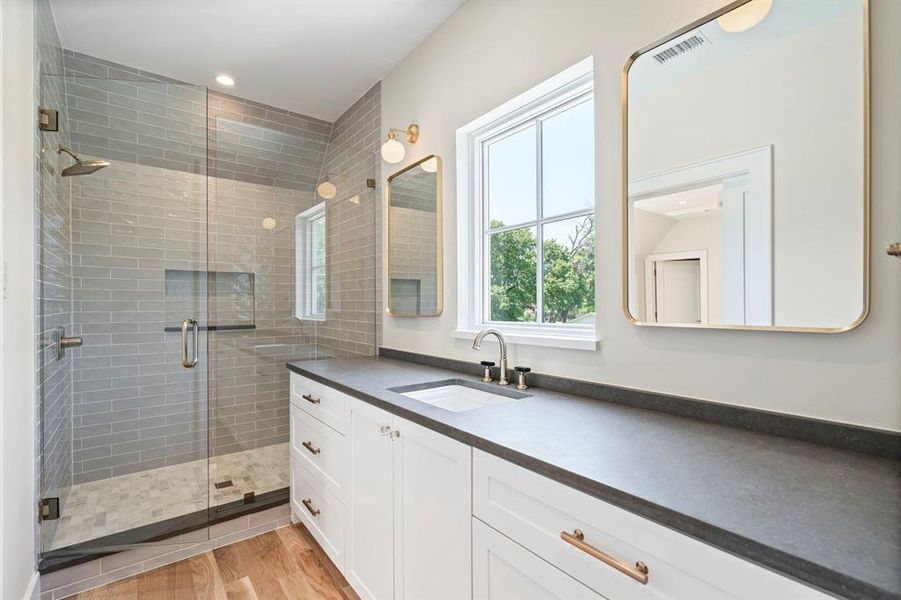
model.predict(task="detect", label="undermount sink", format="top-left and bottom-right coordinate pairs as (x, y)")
top-left (389, 379), bottom-right (529, 413)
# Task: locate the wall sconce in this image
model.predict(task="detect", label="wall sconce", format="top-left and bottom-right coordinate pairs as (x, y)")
top-left (718, 0), bottom-right (772, 32)
top-left (381, 124), bottom-right (420, 164)
top-left (317, 175), bottom-right (337, 200)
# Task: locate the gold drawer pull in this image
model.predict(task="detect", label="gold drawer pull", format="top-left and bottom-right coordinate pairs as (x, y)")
top-left (302, 440), bottom-right (321, 455)
top-left (302, 393), bottom-right (320, 405)
top-left (302, 498), bottom-right (320, 517)
top-left (561, 529), bottom-right (649, 585)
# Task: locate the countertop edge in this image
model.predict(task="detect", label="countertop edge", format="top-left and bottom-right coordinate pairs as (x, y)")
top-left (285, 361), bottom-right (894, 600)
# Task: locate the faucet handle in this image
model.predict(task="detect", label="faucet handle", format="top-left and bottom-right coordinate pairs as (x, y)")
top-left (514, 366), bottom-right (531, 390)
top-left (480, 361), bottom-right (495, 382)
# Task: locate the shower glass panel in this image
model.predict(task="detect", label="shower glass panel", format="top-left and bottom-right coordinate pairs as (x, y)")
top-left (39, 75), bottom-right (211, 558)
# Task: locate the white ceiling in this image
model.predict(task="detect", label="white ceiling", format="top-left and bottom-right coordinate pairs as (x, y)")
top-left (634, 184), bottom-right (722, 219)
top-left (50, 0), bottom-right (462, 121)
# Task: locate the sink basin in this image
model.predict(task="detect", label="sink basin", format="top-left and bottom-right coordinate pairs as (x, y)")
top-left (389, 379), bottom-right (529, 413)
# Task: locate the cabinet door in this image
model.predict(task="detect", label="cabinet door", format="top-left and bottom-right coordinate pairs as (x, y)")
top-left (473, 519), bottom-right (606, 600)
top-left (393, 416), bottom-right (472, 600)
top-left (346, 399), bottom-right (395, 600)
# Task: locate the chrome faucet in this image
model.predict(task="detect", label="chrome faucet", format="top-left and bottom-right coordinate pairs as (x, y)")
top-left (472, 328), bottom-right (509, 385)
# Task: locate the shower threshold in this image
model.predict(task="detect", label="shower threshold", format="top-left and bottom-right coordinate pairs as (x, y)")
top-left (39, 443), bottom-right (289, 574)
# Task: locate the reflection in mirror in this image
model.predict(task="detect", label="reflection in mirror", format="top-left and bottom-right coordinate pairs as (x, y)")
top-left (625, 0), bottom-right (867, 331)
top-left (387, 155), bottom-right (442, 316)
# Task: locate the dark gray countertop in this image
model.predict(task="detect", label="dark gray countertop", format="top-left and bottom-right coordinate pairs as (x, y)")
top-left (286, 356), bottom-right (901, 599)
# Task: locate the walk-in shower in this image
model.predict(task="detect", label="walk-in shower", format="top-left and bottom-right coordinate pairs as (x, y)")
top-left (37, 61), bottom-right (379, 570)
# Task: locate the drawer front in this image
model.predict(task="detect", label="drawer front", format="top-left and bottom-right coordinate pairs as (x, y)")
top-left (473, 451), bottom-right (829, 600)
top-left (290, 372), bottom-right (348, 433)
top-left (473, 518), bottom-right (606, 600)
top-left (291, 459), bottom-right (346, 573)
top-left (290, 404), bottom-right (347, 501)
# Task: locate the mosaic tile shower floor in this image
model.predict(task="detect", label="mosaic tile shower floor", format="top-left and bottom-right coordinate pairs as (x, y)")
top-left (47, 443), bottom-right (289, 551)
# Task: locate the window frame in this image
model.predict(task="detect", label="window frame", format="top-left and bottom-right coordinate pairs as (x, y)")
top-left (456, 57), bottom-right (598, 350)
top-left (296, 202), bottom-right (327, 322)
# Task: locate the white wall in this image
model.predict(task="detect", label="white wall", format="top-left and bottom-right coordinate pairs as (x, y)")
top-left (0, 2), bottom-right (39, 598)
top-left (381, 0), bottom-right (901, 431)
top-left (649, 212), bottom-right (724, 323)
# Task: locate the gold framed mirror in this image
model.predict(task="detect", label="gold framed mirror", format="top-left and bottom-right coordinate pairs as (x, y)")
top-left (386, 155), bottom-right (443, 317)
top-left (623, 0), bottom-right (869, 333)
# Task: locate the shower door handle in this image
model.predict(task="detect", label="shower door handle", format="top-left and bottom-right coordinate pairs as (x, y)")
top-left (181, 319), bottom-right (199, 368)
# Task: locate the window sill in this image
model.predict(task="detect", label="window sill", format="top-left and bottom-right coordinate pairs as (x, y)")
top-left (452, 328), bottom-right (599, 351)
top-left (297, 315), bottom-right (326, 323)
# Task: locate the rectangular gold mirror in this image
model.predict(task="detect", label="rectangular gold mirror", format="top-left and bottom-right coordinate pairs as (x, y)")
top-left (623, 0), bottom-right (868, 332)
top-left (387, 155), bottom-right (443, 317)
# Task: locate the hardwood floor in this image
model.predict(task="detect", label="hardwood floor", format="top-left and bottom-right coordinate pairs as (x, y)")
top-left (65, 524), bottom-right (358, 600)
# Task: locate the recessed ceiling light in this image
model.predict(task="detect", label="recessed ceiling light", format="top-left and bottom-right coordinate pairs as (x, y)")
top-left (215, 74), bottom-right (235, 86)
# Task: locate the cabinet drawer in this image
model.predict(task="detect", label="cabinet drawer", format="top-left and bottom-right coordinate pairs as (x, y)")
top-left (473, 450), bottom-right (828, 600)
top-left (290, 404), bottom-right (347, 501)
top-left (291, 459), bottom-right (346, 573)
top-left (473, 518), bottom-right (605, 600)
top-left (290, 372), bottom-right (348, 433)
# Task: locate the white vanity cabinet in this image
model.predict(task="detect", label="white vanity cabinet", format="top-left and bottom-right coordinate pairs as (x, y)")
top-left (290, 372), bottom-right (472, 600)
top-left (472, 450), bottom-right (831, 600)
top-left (345, 397), bottom-right (395, 600)
top-left (289, 372), bottom-right (831, 600)
top-left (473, 518), bottom-right (606, 600)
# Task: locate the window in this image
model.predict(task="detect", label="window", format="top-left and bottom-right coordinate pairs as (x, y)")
top-left (456, 58), bottom-right (597, 349)
top-left (296, 202), bottom-right (326, 321)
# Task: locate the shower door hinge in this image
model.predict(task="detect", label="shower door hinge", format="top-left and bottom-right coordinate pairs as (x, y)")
top-left (38, 108), bottom-right (59, 132)
top-left (40, 497), bottom-right (60, 521)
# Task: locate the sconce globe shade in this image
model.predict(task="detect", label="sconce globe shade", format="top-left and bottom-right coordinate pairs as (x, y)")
top-left (420, 157), bottom-right (438, 173)
top-left (317, 180), bottom-right (337, 199)
top-left (381, 138), bottom-right (406, 163)
top-left (717, 0), bottom-right (772, 33)
top-left (261, 217), bottom-right (277, 230)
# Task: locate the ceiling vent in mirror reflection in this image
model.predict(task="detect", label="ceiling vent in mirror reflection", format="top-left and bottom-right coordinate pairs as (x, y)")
top-left (652, 33), bottom-right (709, 65)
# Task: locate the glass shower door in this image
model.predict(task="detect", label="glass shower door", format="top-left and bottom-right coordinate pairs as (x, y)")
top-left (38, 75), bottom-right (211, 560)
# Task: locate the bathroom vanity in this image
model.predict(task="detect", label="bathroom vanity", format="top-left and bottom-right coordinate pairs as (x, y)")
top-left (286, 354), bottom-right (900, 600)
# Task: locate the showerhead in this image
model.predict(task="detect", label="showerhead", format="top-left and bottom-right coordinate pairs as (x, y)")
top-left (58, 146), bottom-right (109, 177)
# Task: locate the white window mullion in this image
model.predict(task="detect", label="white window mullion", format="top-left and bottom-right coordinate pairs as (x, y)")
top-left (535, 117), bottom-right (544, 324)
top-left (481, 141), bottom-right (491, 324)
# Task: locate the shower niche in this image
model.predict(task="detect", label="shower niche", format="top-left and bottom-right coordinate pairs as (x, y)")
top-left (164, 269), bottom-right (256, 331)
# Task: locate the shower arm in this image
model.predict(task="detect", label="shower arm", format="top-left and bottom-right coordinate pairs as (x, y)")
top-left (57, 146), bottom-right (81, 162)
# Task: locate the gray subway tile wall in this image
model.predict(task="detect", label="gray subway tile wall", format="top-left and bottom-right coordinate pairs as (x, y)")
top-left (314, 82), bottom-right (381, 358)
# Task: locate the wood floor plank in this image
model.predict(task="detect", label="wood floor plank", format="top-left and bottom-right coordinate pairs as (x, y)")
top-left (232, 531), bottom-right (293, 600)
top-left (136, 562), bottom-right (178, 600)
top-left (276, 522), bottom-right (314, 554)
top-left (212, 541), bottom-right (247, 584)
top-left (63, 525), bottom-right (354, 600)
top-left (289, 524), bottom-right (357, 600)
top-left (224, 576), bottom-right (259, 600)
top-left (278, 570), bottom-right (318, 600)
top-left (188, 552), bottom-right (229, 600)
top-left (73, 576), bottom-right (138, 600)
